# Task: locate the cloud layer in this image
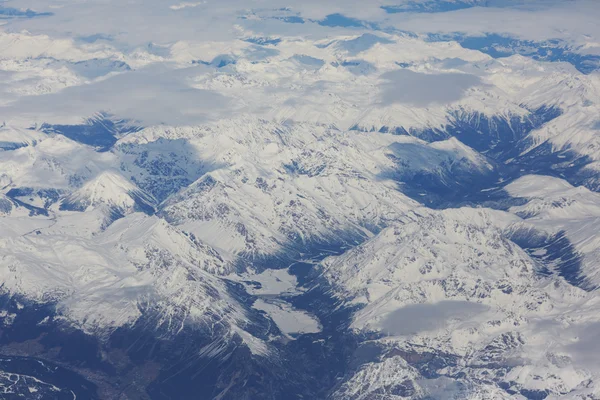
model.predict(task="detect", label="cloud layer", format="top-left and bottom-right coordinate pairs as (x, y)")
top-left (1, 65), bottom-right (231, 125)
top-left (380, 69), bottom-right (483, 107)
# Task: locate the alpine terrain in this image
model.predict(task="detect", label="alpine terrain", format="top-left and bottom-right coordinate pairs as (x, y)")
top-left (0, 0), bottom-right (600, 399)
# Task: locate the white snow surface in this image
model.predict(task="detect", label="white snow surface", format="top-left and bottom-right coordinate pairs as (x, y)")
top-left (252, 299), bottom-right (321, 337)
top-left (506, 175), bottom-right (600, 288)
top-left (0, 212), bottom-right (246, 337)
top-left (63, 170), bottom-right (155, 213)
top-left (319, 206), bottom-right (600, 397)
top-left (1, 1), bottom-right (600, 397)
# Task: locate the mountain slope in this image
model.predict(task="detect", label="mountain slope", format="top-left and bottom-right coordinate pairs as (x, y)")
top-left (60, 170), bottom-right (155, 214)
top-left (1, 4), bottom-right (600, 399)
top-left (505, 175), bottom-right (600, 289)
top-left (318, 207), bottom-right (597, 399)
top-left (0, 212), bottom-right (241, 332)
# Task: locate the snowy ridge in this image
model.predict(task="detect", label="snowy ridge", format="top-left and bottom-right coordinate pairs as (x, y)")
top-left (1, 2), bottom-right (600, 398)
top-left (0, 125), bottom-right (44, 150)
top-left (506, 175), bottom-right (600, 289)
top-left (319, 206), bottom-right (598, 398)
top-left (0, 129), bottom-right (116, 190)
top-left (60, 170), bottom-right (155, 214)
top-left (0, 212), bottom-right (249, 338)
top-left (144, 118), bottom-right (421, 259)
top-left (1, 28), bottom-right (599, 175)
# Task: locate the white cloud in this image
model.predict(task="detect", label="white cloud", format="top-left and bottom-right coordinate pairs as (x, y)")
top-left (379, 301), bottom-right (489, 336)
top-left (170, 2), bottom-right (207, 11)
top-left (1, 64), bottom-right (232, 126)
top-left (380, 69), bottom-right (484, 107)
top-left (386, 0), bottom-right (600, 44)
top-left (4, 0), bottom-right (599, 53)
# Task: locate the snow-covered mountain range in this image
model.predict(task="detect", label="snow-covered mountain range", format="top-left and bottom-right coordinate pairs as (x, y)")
top-left (1, 0), bottom-right (600, 399)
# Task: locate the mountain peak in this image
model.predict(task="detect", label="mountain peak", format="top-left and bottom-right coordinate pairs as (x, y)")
top-left (60, 170), bottom-right (155, 215)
